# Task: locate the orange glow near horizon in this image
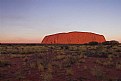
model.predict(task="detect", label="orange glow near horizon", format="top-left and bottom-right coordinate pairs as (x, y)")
top-left (0, 34), bottom-right (121, 43)
top-left (0, 37), bottom-right (121, 43)
top-left (0, 38), bottom-right (43, 43)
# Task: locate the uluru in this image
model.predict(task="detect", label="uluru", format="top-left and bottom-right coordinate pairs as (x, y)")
top-left (41, 32), bottom-right (106, 44)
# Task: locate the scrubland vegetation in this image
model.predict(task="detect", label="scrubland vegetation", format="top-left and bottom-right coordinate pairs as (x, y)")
top-left (0, 41), bottom-right (121, 81)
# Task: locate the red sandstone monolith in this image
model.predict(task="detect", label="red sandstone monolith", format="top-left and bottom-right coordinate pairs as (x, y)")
top-left (41, 32), bottom-right (106, 44)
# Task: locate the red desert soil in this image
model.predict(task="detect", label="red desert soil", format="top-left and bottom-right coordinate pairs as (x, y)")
top-left (41, 32), bottom-right (106, 44)
top-left (1, 55), bottom-right (121, 81)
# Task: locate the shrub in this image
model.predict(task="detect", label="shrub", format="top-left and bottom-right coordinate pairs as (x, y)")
top-left (88, 41), bottom-right (99, 45)
top-left (0, 60), bottom-right (10, 67)
top-left (116, 63), bottom-right (121, 70)
top-left (91, 66), bottom-right (107, 81)
top-left (41, 72), bottom-right (52, 81)
top-left (102, 40), bottom-right (119, 45)
top-left (38, 64), bottom-right (44, 72)
top-left (66, 68), bottom-right (74, 76)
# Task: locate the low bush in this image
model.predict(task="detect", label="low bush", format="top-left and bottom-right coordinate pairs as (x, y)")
top-left (102, 40), bottom-right (119, 45)
top-left (87, 41), bottom-right (99, 45)
top-left (0, 60), bottom-right (10, 67)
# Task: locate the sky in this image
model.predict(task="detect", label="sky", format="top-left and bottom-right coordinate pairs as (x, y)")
top-left (0, 0), bottom-right (121, 43)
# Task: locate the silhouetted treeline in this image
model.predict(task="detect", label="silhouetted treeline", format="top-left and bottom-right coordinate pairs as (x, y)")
top-left (0, 40), bottom-right (120, 46)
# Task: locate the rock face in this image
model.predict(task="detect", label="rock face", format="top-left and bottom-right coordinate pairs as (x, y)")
top-left (41, 32), bottom-right (106, 44)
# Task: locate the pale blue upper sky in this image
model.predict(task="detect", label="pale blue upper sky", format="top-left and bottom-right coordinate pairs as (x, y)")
top-left (0, 0), bottom-right (121, 43)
